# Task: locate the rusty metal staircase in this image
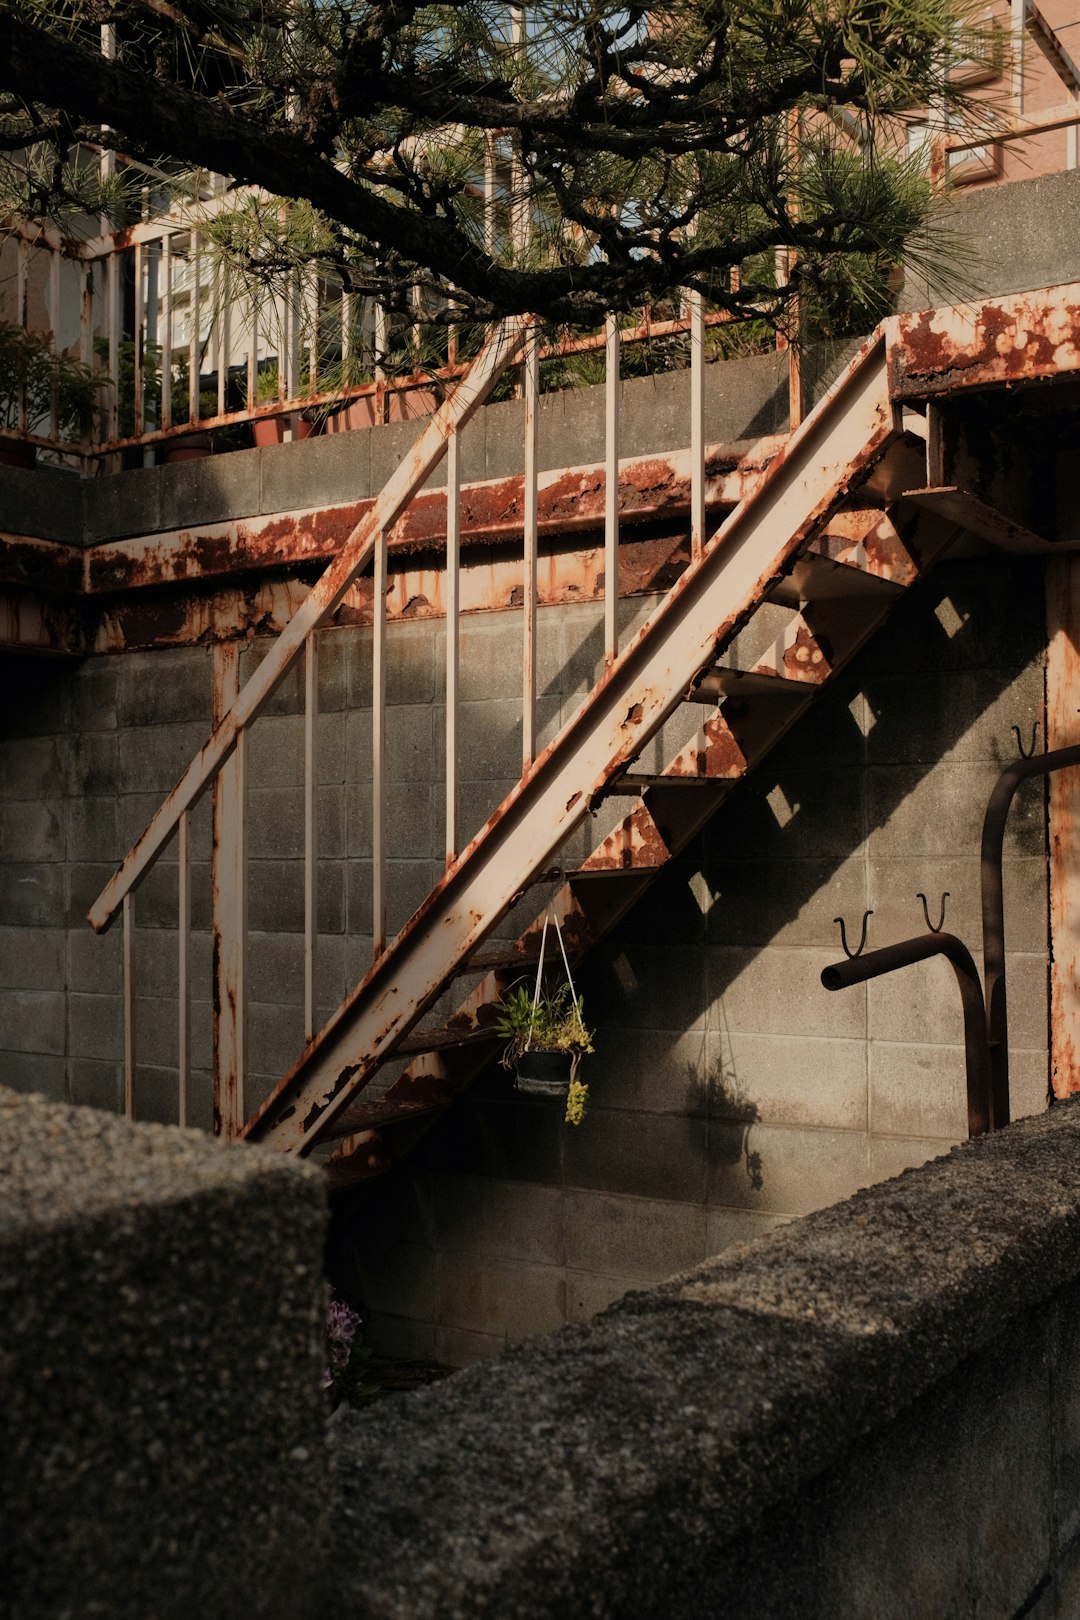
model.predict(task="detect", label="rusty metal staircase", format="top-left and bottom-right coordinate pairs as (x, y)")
top-left (87, 307), bottom-right (973, 1183)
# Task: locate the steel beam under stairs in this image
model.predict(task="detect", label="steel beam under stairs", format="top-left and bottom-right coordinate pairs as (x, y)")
top-left (244, 330), bottom-right (952, 1160)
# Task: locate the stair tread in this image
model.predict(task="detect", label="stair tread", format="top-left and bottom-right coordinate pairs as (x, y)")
top-left (768, 549), bottom-right (906, 607)
top-left (328, 1094), bottom-right (446, 1138)
top-left (395, 1022), bottom-right (502, 1056)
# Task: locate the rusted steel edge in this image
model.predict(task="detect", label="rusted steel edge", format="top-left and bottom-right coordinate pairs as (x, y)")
top-left (981, 742), bottom-right (1080, 1130)
top-left (244, 327), bottom-right (898, 1151)
top-left (86, 317), bottom-right (527, 935)
top-left (79, 436), bottom-right (783, 596)
top-left (822, 934), bottom-right (992, 1139)
top-left (886, 281), bottom-right (1080, 401)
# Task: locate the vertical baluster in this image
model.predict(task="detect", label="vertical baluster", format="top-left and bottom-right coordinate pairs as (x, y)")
top-left (47, 247), bottom-right (61, 441)
top-left (107, 247), bottom-right (120, 442)
top-left (15, 238), bottom-right (28, 432)
top-left (445, 423), bottom-right (460, 867)
top-left (133, 239), bottom-right (145, 438)
top-left (522, 325), bottom-right (539, 770)
top-left (215, 259), bottom-right (227, 418)
top-left (304, 634), bottom-right (319, 1043)
top-left (689, 289), bottom-right (705, 563)
top-left (374, 301), bottom-right (388, 422)
top-left (211, 642), bottom-right (246, 1137)
top-left (123, 890), bottom-right (135, 1119)
top-left (372, 530), bottom-right (387, 958)
top-left (247, 290), bottom-right (258, 414)
top-left (161, 233), bottom-right (173, 431)
top-left (604, 313), bottom-right (621, 664)
top-left (189, 235), bottom-right (200, 424)
top-left (177, 808), bottom-right (190, 1128)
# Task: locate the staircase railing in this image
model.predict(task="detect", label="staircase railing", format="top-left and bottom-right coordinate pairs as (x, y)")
top-left (88, 303), bottom-right (717, 1135)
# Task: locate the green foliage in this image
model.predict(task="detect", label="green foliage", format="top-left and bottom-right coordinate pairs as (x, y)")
top-left (0, 321), bottom-right (100, 439)
top-left (493, 980), bottom-right (595, 1062)
top-left (0, 0), bottom-right (1000, 327)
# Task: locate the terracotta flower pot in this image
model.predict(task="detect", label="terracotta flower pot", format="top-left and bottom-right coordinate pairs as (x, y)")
top-left (0, 438), bottom-right (36, 470)
top-left (252, 416), bottom-right (284, 447)
top-left (163, 432), bottom-right (212, 463)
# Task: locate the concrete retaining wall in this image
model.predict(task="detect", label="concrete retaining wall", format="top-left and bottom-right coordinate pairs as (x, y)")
top-left (0, 1084), bottom-right (329, 1620)
top-left (329, 1100), bottom-right (1080, 1620)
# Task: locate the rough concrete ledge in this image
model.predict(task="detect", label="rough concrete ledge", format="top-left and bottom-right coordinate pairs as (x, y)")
top-left (1, 1086), bottom-right (329, 1620)
top-left (331, 1101), bottom-right (1080, 1619)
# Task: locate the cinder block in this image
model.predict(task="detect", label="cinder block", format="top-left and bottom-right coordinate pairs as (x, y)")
top-left (1, 656), bottom-right (71, 738)
top-left (0, 1050), bottom-right (66, 1102)
top-left (82, 461), bottom-right (162, 541)
top-left (352, 1238), bottom-right (437, 1321)
top-left (707, 1120), bottom-right (870, 1216)
top-left (67, 732), bottom-right (119, 798)
top-left (66, 798), bottom-right (117, 864)
top-left (118, 787), bottom-right (211, 858)
top-left (582, 941), bottom-right (707, 1035)
top-left (362, 1312), bottom-right (438, 1362)
top-left (423, 1095), bottom-right (564, 1186)
top-left (708, 945), bottom-right (865, 1041)
top-left (431, 1174), bottom-right (563, 1266)
top-left (704, 1205), bottom-right (790, 1255)
top-left (0, 462), bottom-right (83, 543)
top-left (343, 781), bottom-right (434, 861)
top-left (563, 1189), bottom-right (706, 1281)
top-left (868, 762), bottom-right (1043, 862)
top-left (347, 620), bottom-right (437, 709)
top-left (0, 735), bottom-right (65, 801)
top-left (117, 648), bottom-right (212, 728)
top-left (435, 1251), bottom-right (565, 1341)
top-left (68, 991), bottom-right (123, 1062)
top-left (64, 863), bottom-right (114, 930)
top-left (433, 1324), bottom-right (504, 1367)
top-left (564, 1270), bottom-right (632, 1324)
top-left (245, 712), bottom-right (346, 789)
top-left (868, 1134), bottom-right (950, 1183)
top-left (0, 988), bottom-right (65, 1055)
top-left (582, 1026), bottom-right (710, 1117)
top-left (863, 669), bottom-right (1044, 768)
top-left (68, 1056), bottom-right (122, 1113)
top-left (456, 620), bottom-right (522, 705)
top-left (563, 1107), bottom-right (707, 1203)
top-left (247, 858), bottom-right (345, 934)
top-left (1011, 1048), bottom-right (1050, 1122)
top-left (869, 1042), bottom-right (968, 1142)
top-left (159, 448), bottom-right (261, 530)
top-left (1008, 953), bottom-right (1051, 1052)
top-left (72, 658), bottom-right (120, 733)
top-left (258, 427), bottom-right (371, 515)
top-left (133, 1065), bottom-right (184, 1126)
top-left (859, 557), bottom-right (1044, 676)
top-left (593, 857), bottom-right (705, 950)
top-left (707, 1030), bottom-right (869, 1132)
top-left (0, 926), bottom-right (65, 991)
top-left (704, 767), bottom-right (865, 864)
top-left (118, 721), bottom-right (210, 795)
top-left (247, 998), bottom-right (306, 1079)
top-left (2, 861), bottom-right (66, 929)
top-left (703, 855), bottom-right (868, 951)
top-left (0, 800), bottom-right (64, 863)
top-left (867, 958), bottom-right (970, 1048)
top-left (369, 418), bottom-right (432, 496)
top-left (344, 856), bottom-right (438, 940)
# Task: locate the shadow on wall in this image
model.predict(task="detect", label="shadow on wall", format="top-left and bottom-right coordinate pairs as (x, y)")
top-left (410, 551), bottom-right (1047, 1203)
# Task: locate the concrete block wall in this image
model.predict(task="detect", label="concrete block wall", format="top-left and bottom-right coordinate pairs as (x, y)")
top-left (0, 547), bottom-right (1051, 1366)
top-left (326, 1102), bottom-right (1080, 1620)
top-left (342, 551), bottom-right (1051, 1364)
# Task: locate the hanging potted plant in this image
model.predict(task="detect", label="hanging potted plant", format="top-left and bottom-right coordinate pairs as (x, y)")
top-left (493, 912), bottom-right (593, 1125)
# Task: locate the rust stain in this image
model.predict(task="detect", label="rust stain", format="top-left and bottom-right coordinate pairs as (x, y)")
top-left (781, 624), bottom-right (831, 683)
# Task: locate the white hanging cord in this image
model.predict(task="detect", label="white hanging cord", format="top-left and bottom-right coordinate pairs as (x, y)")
top-left (550, 904), bottom-right (580, 1006)
top-left (530, 910), bottom-right (550, 1029)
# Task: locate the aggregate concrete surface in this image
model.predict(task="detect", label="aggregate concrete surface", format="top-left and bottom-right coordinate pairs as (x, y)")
top-left (329, 1099), bottom-right (1080, 1619)
top-left (1, 1086), bottom-right (330, 1620)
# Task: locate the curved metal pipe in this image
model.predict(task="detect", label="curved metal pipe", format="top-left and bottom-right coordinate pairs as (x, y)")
top-left (822, 931), bottom-right (992, 1138)
top-left (981, 742), bottom-right (1080, 1131)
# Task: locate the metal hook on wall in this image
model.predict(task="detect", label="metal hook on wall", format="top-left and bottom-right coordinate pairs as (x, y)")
top-left (917, 891), bottom-right (949, 934)
top-left (1011, 723), bottom-right (1039, 761)
top-left (834, 909), bottom-right (873, 960)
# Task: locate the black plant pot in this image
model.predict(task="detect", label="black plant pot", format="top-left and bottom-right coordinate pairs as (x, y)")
top-left (514, 1050), bottom-right (573, 1099)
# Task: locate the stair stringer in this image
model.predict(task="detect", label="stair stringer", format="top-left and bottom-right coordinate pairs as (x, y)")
top-left (322, 493), bottom-right (961, 1189)
top-left (244, 329), bottom-right (900, 1155)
